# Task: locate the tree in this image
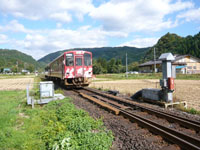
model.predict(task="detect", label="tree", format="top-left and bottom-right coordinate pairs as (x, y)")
top-left (27, 64), bottom-right (35, 73)
top-left (128, 62), bottom-right (139, 71)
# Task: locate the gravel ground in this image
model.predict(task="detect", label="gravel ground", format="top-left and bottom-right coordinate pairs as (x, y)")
top-left (64, 90), bottom-right (180, 150)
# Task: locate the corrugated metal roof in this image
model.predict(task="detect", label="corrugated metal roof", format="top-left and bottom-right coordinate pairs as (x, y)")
top-left (139, 60), bottom-right (162, 67)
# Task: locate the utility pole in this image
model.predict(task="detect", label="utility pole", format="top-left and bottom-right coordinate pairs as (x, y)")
top-left (154, 47), bottom-right (156, 73)
top-left (126, 52), bottom-right (128, 78)
top-left (16, 61), bottom-right (18, 73)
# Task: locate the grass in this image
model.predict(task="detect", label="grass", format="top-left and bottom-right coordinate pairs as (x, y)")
top-left (176, 105), bottom-right (200, 115)
top-left (0, 74), bottom-right (35, 79)
top-left (0, 90), bottom-right (113, 150)
top-left (96, 73), bottom-right (161, 80)
top-left (95, 73), bottom-right (200, 81)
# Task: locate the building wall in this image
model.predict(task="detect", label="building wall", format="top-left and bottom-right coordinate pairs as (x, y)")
top-left (139, 66), bottom-right (152, 73)
top-left (139, 56), bottom-right (200, 74)
top-left (175, 56), bottom-right (200, 74)
top-left (139, 64), bottom-right (161, 73)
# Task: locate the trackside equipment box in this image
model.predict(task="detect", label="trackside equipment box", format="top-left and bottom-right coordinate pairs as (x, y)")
top-left (40, 81), bottom-right (54, 98)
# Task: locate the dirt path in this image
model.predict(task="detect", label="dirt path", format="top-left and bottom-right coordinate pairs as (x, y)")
top-left (90, 79), bottom-right (200, 110)
top-left (0, 78), bottom-right (34, 90)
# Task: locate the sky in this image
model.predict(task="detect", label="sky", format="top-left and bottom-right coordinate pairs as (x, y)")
top-left (0, 0), bottom-right (200, 60)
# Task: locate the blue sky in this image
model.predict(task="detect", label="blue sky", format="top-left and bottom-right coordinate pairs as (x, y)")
top-left (0, 0), bottom-right (200, 60)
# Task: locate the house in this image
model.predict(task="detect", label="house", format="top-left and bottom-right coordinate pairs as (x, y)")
top-left (22, 69), bottom-right (30, 74)
top-left (3, 68), bottom-right (12, 73)
top-left (139, 55), bottom-right (200, 74)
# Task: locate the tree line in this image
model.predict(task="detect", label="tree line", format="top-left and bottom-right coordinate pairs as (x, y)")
top-left (0, 49), bottom-right (41, 73)
top-left (143, 32), bottom-right (200, 61)
top-left (93, 57), bottom-right (139, 74)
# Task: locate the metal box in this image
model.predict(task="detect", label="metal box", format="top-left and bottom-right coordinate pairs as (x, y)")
top-left (40, 81), bottom-right (54, 98)
top-left (142, 88), bottom-right (161, 101)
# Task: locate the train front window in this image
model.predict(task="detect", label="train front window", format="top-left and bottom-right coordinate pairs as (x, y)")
top-left (76, 58), bottom-right (82, 66)
top-left (66, 53), bottom-right (74, 66)
top-left (84, 53), bottom-right (91, 66)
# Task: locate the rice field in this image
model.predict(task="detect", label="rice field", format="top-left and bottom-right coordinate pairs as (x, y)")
top-left (90, 79), bottom-right (200, 111)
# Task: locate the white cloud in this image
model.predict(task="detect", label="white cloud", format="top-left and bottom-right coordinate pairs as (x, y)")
top-left (90, 0), bottom-right (193, 33)
top-left (119, 37), bottom-right (159, 48)
top-left (56, 23), bottom-right (63, 28)
top-left (0, 20), bottom-right (110, 59)
top-left (177, 8), bottom-right (200, 22)
top-left (12, 26), bottom-right (107, 59)
top-left (0, 20), bottom-right (31, 33)
top-left (0, 34), bottom-right (8, 44)
top-left (50, 12), bottom-right (72, 23)
top-left (0, 0), bottom-right (94, 22)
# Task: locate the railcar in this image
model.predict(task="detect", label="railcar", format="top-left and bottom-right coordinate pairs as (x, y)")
top-left (45, 50), bottom-right (92, 87)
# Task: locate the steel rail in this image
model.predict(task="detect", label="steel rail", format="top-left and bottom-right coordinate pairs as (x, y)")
top-left (120, 109), bottom-right (200, 150)
top-left (77, 89), bottom-right (200, 150)
top-left (83, 87), bottom-right (200, 131)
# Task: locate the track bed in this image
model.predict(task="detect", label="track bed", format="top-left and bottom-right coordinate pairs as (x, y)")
top-left (64, 89), bottom-right (181, 150)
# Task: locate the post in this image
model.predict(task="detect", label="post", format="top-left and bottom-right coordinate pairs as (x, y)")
top-left (159, 53), bottom-right (175, 102)
top-left (16, 61), bottom-right (18, 73)
top-left (154, 47), bottom-right (156, 73)
top-left (126, 53), bottom-right (128, 78)
top-left (26, 84), bottom-right (30, 104)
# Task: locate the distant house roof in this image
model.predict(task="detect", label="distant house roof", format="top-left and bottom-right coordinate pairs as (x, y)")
top-left (139, 60), bottom-right (162, 67)
top-left (139, 54), bottom-right (199, 67)
top-left (173, 54), bottom-right (200, 62)
top-left (3, 68), bottom-right (11, 72)
top-left (22, 69), bottom-right (29, 73)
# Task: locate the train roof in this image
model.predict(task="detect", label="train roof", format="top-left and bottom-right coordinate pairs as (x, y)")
top-left (63, 50), bottom-right (92, 55)
top-left (47, 50), bottom-right (92, 66)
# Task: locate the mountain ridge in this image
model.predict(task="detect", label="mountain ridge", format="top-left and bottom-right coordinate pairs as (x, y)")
top-left (143, 32), bottom-right (200, 61)
top-left (0, 49), bottom-right (41, 72)
top-left (38, 46), bottom-right (150, 65)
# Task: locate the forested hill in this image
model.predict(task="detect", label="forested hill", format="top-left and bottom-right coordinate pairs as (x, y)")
top-left (143, 32), bottom-right (200, 61)
top-left (38, 46), bottom-right (150, 65)
top-left (0, 49), bottom-right (41, 72)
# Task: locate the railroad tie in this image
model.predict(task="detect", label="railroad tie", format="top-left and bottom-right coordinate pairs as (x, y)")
top-left (79, 92), bottom-right (120, 115)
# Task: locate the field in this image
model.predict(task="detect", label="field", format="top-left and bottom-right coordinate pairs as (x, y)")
top-left (0, 78), bottom-right (34, 90)
top-left (90, 77), bottom-right (200, 111)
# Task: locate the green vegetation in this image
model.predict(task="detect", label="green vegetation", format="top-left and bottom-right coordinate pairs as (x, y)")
top-left (0, 90), bottom-right (113, 150)
top-left (55, 88), bottom-right (64, 95)
top-left (176, 105), bottom-right (200, 115)
top-left (93, 58), bottom-right (139, 74)
top-left (96, 73), bottom-right (161, 80)
top-left (38, 32), bottom-right (200, 68)
top-left (38, 46), bottom-right (149, 65)
top-left (95, 73), bottom-right (200, 80)
top-left (176, 74), bottom-right (200, 80)
top-left (0, 49), bottom-right (42, 73)
top-left (144, 32), bottom-right (200, 61)
top-left (0, 74), bottom-right (35, 79)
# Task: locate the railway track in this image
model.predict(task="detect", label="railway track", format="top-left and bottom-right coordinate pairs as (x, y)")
top-left (73, 87), bottom-right (200, 150)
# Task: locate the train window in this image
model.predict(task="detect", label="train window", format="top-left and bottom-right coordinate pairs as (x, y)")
top-left (76, 58), bottom-right (82, 66)
top-left (84, 53), bottom-right (91, 66)
top-left (66, 53), bottom-right (74, 66)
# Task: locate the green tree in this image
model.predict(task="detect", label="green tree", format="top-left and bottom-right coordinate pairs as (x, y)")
top-left (128, 62), bottom-right (139, 71)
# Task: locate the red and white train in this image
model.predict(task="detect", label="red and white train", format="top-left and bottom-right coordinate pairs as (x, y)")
top-left (45, 50), bottom-right (93, 87)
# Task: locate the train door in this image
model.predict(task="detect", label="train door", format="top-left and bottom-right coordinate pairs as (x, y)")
top-left (75, 56), bottom-right (84, 77)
